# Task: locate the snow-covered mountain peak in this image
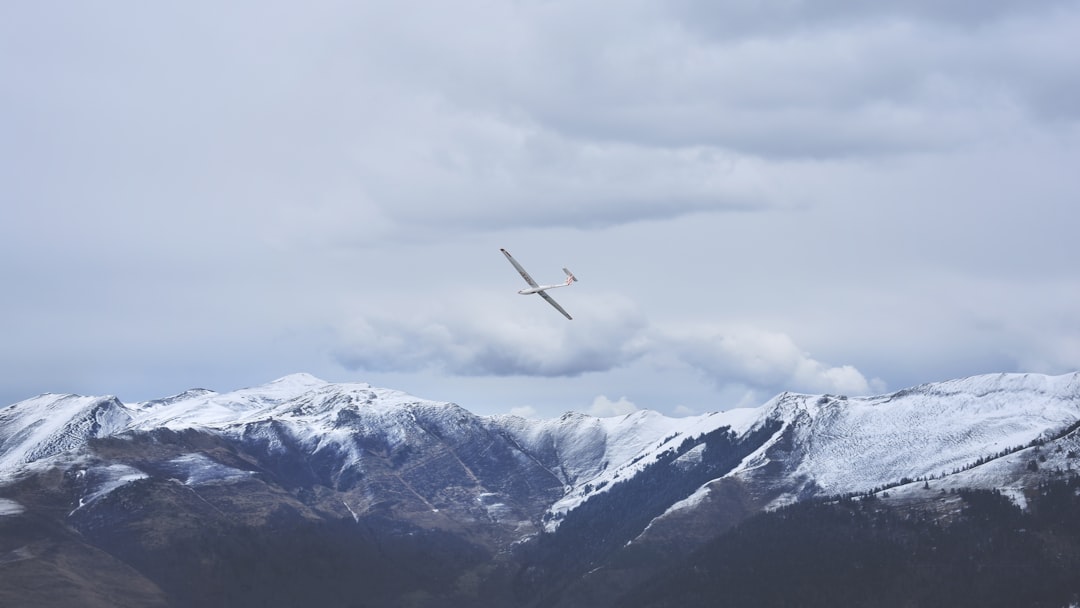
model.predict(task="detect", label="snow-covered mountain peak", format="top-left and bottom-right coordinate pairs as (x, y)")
top-left (265, 372), bottom-right (332, 391)
top-left (125, 375), bottom-right (451, 433)
top-left (232, 373), bottom-right (334, 404)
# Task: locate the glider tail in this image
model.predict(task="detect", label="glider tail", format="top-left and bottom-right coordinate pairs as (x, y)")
top-left (563, 268), bottom-right (577, 285)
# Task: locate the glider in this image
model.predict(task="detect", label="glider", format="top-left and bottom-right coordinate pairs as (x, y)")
top-left (501, 248), bottom-right (578, 320)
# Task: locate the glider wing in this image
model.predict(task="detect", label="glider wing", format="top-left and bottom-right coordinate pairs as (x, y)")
top-left (501, 248), bottom-right (538, 287)
top-left (539, 291), bottom-right (573, 320)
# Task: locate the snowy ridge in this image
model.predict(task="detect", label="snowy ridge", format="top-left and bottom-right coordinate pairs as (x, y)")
top-left (0, 393), bottom-right (131, 474)
top-left (130, 373), bottom-right (333, 430)
top-left (129, 374), bottom-right (454, 436)
top-left (726, 372), bottom-right (1080, 510)
top-left (123, 374), bottom-right (479, 491)
top-left (1, 371), bottom-right (1079, 529)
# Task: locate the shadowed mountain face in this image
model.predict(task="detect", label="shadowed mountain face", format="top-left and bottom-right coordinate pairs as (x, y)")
top-left (2, 372), bottom-right (1080, 607)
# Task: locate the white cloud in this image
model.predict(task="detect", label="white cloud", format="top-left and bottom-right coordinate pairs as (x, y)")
top-left (655, 324), bottom-right (882, 396)
top-left (673, 405), bottom-right (698, 417)
top-left (589, 395), bottom-right (639, 417)
top-left (333, 293), bottom-right (649, 378)
top-left (335, 294), bottom-right (881, 400)
top-left (509, 405), bottom-right (538, 419)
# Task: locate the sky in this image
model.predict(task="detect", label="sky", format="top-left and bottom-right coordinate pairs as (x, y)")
top-left (2, 1), bottom-right (1079, 418)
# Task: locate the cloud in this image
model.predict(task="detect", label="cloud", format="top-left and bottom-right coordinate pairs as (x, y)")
top-left (664, 0), bottom-right (1078, 39)
top-left (673, 405), bottom-right (698, 417)
top-left (995, 299), bottom-right (1080, 376)
top-left (654, 324), bottom-right (883, 396)
top-left (509, 405), bottom-right (538, 419)
top-left (446, 0), bottom-right (1078, 160)
top-left (6, 0), bottom-right (1074, 256)
top-left (359, 126), bottom-right (775, 233)
top-left (589, 395), bottom-right (639, 417)
top-left (3, 1), bottom-right (1074, 417)
top-left (335, 294), bottom-right (880, 398)
top-left (333, 294), bottom-right (650, 378)
top-left (526, 23), bottom-right (1028, 158)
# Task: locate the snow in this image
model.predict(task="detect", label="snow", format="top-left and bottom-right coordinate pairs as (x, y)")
top-left (1, 373), bottom-right (769, 499)
top-left (673, 443), bottom-right (707, 469)
top-left (477, 492), bottom-right (518, 522)
top-left (342, 499), bottom-right (360, 522)
top-left (519, 407), bottom-right (768, 527)
top-left (166, 454), bottom-right (253, 485)
top-left (997, 486), bottom-right (1029, 510)
top-left (664, 482), bottom-right (713, 515)
top-left (617, 372), bottom-right (1080, 524)
top-left (0, 394), bottom-right (131, 476)
top-left (766, 373), bottom-right (1080, 497)
top-left (128, 375), bottom-right (436, 442)
top-left (2, 370), bottom-right (1079, 530)
top-left (72, 464), bottom-right (148, 513)
top-left (0, 498), bottom-right (24, 517)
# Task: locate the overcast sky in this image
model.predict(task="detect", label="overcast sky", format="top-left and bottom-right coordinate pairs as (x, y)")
top-left (3, 1), bottom-right (1078, 417)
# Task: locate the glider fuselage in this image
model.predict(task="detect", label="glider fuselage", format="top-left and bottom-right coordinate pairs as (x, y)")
top-left (517, 282), bottom-right (572, 295)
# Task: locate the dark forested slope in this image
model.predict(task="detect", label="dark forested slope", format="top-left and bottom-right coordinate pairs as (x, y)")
top-left (626, 477), bottom-right (1080, 608)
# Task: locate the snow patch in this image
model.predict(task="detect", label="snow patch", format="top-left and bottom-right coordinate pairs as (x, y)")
top-left (0, 498), bottom-right (24, 516)
top-left (673, 443), bottom-right (707, 470)
top-left (342, 499), bottom-right (360, 522)
top-left (666, 483), bottom-right (713, 516)
top-left (72, 464), bottom-right (148, 513)
top-left (477, 493), bottom-right (516, 522)
top-left (998, 486), bottom-right (1029, 510)
top-left (166, 454), bottom-right (252, 485)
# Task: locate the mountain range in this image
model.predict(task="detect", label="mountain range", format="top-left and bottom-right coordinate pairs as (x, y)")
top-left (2, 372), bottom-right (1079, 607)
